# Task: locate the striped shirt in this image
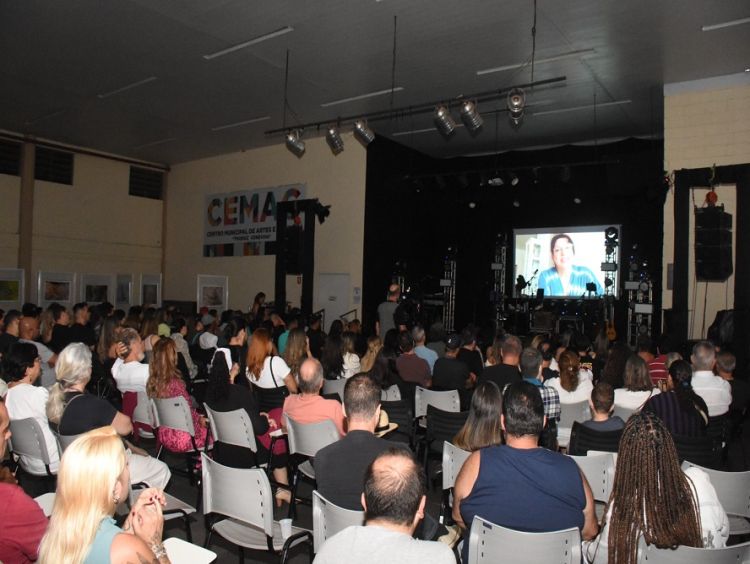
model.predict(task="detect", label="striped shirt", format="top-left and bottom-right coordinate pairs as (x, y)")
top-left (642, 390), bottom-right (708, 437)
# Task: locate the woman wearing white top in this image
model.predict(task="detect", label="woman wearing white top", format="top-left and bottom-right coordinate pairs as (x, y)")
top-left (341, 332), bottom-right (361, 379)
top-left (613, 354), bottom-right (659, 411)
top-left (546, 350), bottom-right (594, 403)
top-left (3, 342), bottom-right (60, 474)
top-left (585, 411), bottom-right (728, 564)
top-left (246, 328), bottom-right (298, 392)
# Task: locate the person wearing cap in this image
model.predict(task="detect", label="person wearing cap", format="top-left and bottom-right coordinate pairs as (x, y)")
top-left (110, 328), bottom-right (150, 393)
top-left (432, 333), bottom-right (472, 409)
top-left (375, 284), bottom-right (400, 341)
top-left (315, 373), bottom-right (403, 510)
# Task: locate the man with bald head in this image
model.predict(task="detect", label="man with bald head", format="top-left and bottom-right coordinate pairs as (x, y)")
top-left (19, 316), bottom-right (57, 388)
top-left (314, 448), bottom-right (454, 564)
top-left (375, 283), bottom-right (400, 341)
top-left (281, 358), bottom-right (345, 436)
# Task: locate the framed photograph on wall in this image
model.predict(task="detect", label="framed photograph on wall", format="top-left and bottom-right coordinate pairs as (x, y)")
top-left (0, 268), bottom-right (24, 310)
top-left (80, 274), bottom-right (115, 305)
top-left (38, 271), bottom-right (76, 309)
top-left (197, 275), bottom-right (228, 313)
top-left (140, 273), bottom-right (162, 307)
top-left (116, 274), bottom-right (133, 309)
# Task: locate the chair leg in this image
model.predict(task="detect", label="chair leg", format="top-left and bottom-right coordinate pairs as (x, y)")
top-left (238, 546), bottom-right (244, 564)
top-left (183, 515), bottom-right (192, 543)
top-left (287, 468), bottom-right (299, 519)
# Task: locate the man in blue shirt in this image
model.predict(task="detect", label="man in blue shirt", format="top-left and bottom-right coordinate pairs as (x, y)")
top-left (537, 234), bottom-right (604, 297)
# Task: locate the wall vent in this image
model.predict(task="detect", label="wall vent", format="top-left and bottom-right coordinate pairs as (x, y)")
top-left (129, 166), bottom-right (164, 200)
top-left (34, 146), bottom-right (74, 185)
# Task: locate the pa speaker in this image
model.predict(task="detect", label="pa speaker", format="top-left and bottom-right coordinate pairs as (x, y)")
top-left (281, 224), bottom-right (304, 274)
top-left (695, 207), bottom-right (733, 281)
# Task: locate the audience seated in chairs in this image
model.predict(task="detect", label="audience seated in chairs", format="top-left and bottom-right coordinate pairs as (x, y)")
top-left (204, 349), bottom-right (290, 503)
top-left (282, 358), bottom-right (345, 437)
top-left (614, 354), bottom-right (660, 412)
top-left (313, 448), bottom-right (454, 564)
top-left (452, 380), bottom-right (504, 452)
top-left (110, 328), bottom-right (150, 394)
top-left (39, 426), bottom-right (170, 564)
top-left (0, 398), bottom-right (48, 564)
top-left (246, 328), bottom-right (298, 411)
top-left (48, 343), bottom-right (171, 490)
top-left (584, 411), bottom-right (728, 563)
top-left (690, 341), bottom-right (732, 418)
top-left (582, 382), bottom-right (625, 432)
top-left (546, 350), bottom-right (594, 404)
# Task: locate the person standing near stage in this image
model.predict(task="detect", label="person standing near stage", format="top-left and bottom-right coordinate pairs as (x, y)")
top-left (537, 234), bottom-right (603, 297)
top-left (376, 284), bottom-right (400, 342)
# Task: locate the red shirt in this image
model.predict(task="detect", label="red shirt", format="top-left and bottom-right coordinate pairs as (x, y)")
top-left (0, 482), bottom-right (48, 564)
top-left (649, 354), bottom-right (668, 385)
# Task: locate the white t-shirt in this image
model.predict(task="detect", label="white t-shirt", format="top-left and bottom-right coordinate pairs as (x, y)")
top-left (585, 466), bottom-right (729, 563)
top-left (111, 357), bottom-right (150, 393)
top-left (614, 388), bottom-right (660, 411)
top-left (342, 352), bottom-right (361, 379)
top-left (248, 356), bottom-right (291, 389)
top-left (546, 373), bottom-right (594, 404)
top-left (5, 383), bottom-right (60, 474)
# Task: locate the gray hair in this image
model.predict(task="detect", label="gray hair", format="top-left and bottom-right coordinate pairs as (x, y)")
top-left (411, 325), bottom-right (426, 344)
top-left (46, 343), bottom-right (92, 423)
top-left (691, 340), bottom-right (716, 371)
top-left (299, 358), bottom-right (324, 394)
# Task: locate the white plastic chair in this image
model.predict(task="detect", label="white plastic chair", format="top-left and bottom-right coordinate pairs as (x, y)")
top-left (8, 418), bottom-right (59, 477)
top-left (34, 492), bottom-right (55, 517)
top-left (467, 515), bottom-right (582, 564)
top-left (55, 432), bottom-right (80, 453)
top-left (130, 482), bottom-right (197, 542)
top-left (322, 379), bottom-right (347, 402)
top-left (163, 537), bottom-right (216, 564)
top-left (637, 536), bottom-right (750, 563)
top-left (312, 490), bottom-right (364, 552)
top-left (201, 453), bottom-right (313, 561)
top-left (681, 461), bottom-right (750, 536)
top-left (132, 391), bottom-right (156, 440)
top-left (284, 415), bottom-right (340, 519)
top-left (440, 442), bottom-right (471, 524)
top-left (414, 387), bottom-right (460, 421)
top-left (558, 400), bottom-right (591, 449)
top-left (381, 385), bottom-right (401, 401)
top-left (204, 405), bottom-right (258, 453)
top-left (612, 404), bottom-right (637, 422)
top-left (569, 453), bottom-right (616, 504)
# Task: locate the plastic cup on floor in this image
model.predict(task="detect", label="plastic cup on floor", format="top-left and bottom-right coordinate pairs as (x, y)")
top-left (280, 518), bottom-right (293, 540)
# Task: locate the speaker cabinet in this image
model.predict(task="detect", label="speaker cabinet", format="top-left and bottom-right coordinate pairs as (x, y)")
top-left (695, 207), bottom-right (733, 281)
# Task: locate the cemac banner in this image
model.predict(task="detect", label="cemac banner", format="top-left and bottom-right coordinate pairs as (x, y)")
top-left (203, 184), bottom-right (306, 257)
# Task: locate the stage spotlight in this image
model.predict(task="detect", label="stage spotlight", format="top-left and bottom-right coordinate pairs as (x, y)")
top-left (573, 196), bottom-right (582, 205)
top-left (507, 87), bottom-right (526, 126)
top-left (353, 120), bottom-right (375, 146)
top-left (460, 100), bottom-right (483, 133)
top-left (434, 105), bottom-right (457, 136)
top-left (605, 226), bottom-right (619, 243)
top-left (488, 174), bottom-right (504, 187)
top-left (604, 278), bottom-right (614, 288)
top-left (468, 201), bottom-right (476, 209)
top-left (285, 130), bottom-right (305, 157)
top-left (326, 126), bottom-right (344, 154)
top-left (512, 199), bottom-right (520, 208)
top-left (510, 173), bottom-right (519, 186)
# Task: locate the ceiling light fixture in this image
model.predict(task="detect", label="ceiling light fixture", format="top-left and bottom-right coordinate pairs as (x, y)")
top-left (510, 173), bottom-right (519, 186)
top-left (701, 17), bottom-right (750, 32)
top-left (285, 130), bottom-right (305, 157)
top-left (512, 199), bottom-right (521, 208)
top-left (476, 48), bottom-right (596, 76)
top-left (532, 99), bottom-right (631, 117)
top-left (326, 125), bottom-right (344, 154)
top-left (434, 105), bottom-right (457, 136)
top-left (460, 100), bottom-right (484, 133)
top-left (203, 26), bottom-right (294, 60)
top-left (507, 88), bottom-right (526, 126)
top-left (97, 76), bottom-right (158, 99)
top-left (320, 87), bottom-right (404, 108)
top-left (353, 120), bottom-right (376, 146)
top-left (211, 115), bottom-right (271, 132)
top-left (488, 175), bottom-right (504, 187)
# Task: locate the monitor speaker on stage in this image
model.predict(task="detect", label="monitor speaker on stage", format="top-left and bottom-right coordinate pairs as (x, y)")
top-left (695, 207), bottom-right (732, 281)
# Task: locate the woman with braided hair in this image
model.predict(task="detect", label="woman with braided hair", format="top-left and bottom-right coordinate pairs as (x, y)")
top-left (585, 411), bottom-right (728, 563)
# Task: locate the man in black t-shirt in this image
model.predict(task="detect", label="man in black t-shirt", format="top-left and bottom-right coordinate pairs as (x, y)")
top-left (67, 302), bottom-right (97, 348)
top-left (0, 310), bottom-right (21, 357)
top-left (433, 334), bottom-right (472, 409)
top-left (480, 334), bottom-right (522, 390)
top-left (456, 327), bottom-right (483, 380)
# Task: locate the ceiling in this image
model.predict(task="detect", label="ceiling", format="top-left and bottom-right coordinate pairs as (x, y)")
top-left (1, 1), bottom-right (748, 165)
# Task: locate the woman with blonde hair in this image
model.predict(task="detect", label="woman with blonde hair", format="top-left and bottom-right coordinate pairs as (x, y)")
top-left (146, 337), bottom-right (209, 452)
top-left (38, 426), bottom-right (170, 564)
top-left (246, 328), bottom-right (298, 410)
top-left (341, 331), bottom-right (361, 378)
top-left (360, 335), bottom-right (382, 373)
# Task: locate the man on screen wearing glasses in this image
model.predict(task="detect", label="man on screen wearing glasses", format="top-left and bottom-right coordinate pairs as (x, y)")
top-left (537, 234), bottom-right (603, 297)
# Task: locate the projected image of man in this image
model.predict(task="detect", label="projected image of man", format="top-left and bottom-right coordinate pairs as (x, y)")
top-left (537, 234), bottom-right (603, 297)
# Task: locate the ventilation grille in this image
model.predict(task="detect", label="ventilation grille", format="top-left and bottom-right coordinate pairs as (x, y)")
top-left (35, 146), bottom-right (74, 185)
top-left (129, 166), bottom-right (164, 200)
top-left (0, 139), bottom-right (22, 176)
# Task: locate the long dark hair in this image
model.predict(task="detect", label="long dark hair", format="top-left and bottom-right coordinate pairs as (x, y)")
top-left (600, 341), bottom-right (631, 388)
top-left (453, 381), bottom-right (503, 451)
top-left (606, 411), bottom-right (702, 564)
top-left (206, 350), bottom-right (231, 403)
top-left (669, 359), bottom-right (707, 419)
top-left (321, 334), bottom-right (343, 379)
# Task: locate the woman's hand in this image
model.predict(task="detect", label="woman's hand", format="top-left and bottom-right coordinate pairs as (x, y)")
top-left (261, 412), bottom-right (278, 429)
top-left (131, 495), bottom-right (165, 550)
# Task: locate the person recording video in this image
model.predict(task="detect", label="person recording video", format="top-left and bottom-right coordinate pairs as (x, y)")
top-left (537, 234), bottom-right (603, 297)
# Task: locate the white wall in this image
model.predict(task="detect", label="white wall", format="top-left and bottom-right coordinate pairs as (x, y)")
top-left (164, 134), bottom-right (367, 314)
top-left (662, 73), bottom-right (750, 338)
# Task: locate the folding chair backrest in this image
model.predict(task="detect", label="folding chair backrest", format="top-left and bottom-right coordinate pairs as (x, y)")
top-left (467, 516), bottom-right (582, 564)
top-left (426, 406), bottom-right (469, 444)
top-left (8, 418), bottom-right (54, 467)
top-left (681, 461), bottom-right (750, 519)
top-left (204, 404), bottom-right (258, 452)
top-left (200, 452), bottom-right (273, 537)
top-left (559, 400), bottom-right (591, 430)
top-left (414, 387), bottom-right (460, 418)
top-left (133, 392), bottom-right (155, 427)
top-left (612, 404), bottom-right (636, 422)
top-left (312, 490), bottom-right (364, 552)
top-left (322, 379), bottom-right (347, 403)
top-left (638, 536), bottom-right (750, 563)
top-left (151, 397), bottom-right (196, 436)
top-left (569, 453), bottom-right (615, 504)
top-left (568, 421), bottom-right (622, 456)
top-left (442, 442), bottom-right (471, 491)
top-left (56, 432), bottom-right (81, 453)
top-left (284, 415), bottom-right (340, 458)
top-left (381, 385), bottom-right (401, 401)
top-left (673, 433), bottom-right (721, 469)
